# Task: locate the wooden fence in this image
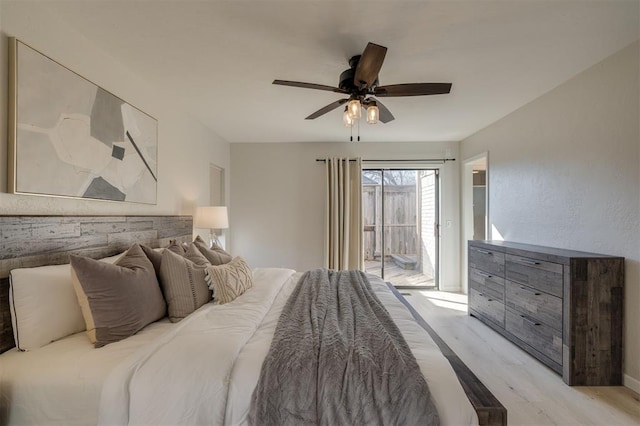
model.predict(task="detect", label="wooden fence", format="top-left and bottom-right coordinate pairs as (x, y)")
top-left (362, 184), bottom-right (417, 260)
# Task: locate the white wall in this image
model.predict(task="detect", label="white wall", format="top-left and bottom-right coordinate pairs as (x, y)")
top-left (461, 41), bottom-right (640, 391)
top-left (230, 141), bottom-right (462, 291)
top-left (0, 2), bottom-right (230, 217)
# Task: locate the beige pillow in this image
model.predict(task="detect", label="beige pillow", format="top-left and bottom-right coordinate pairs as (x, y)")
top-left (166, 240), bottom-right (187, 255)
top-left (194, 235), bottom-right (232, 265)
top-left (183, 242), bottom-right (211, 267)
top-left (142, 243), bottom-right (208, 276)
top-left (159, 248), bottom-right (212, 322)
top-left (205, 257), bottom-right (253, 305)
top-left (70, 244), bottom-right (166, 348)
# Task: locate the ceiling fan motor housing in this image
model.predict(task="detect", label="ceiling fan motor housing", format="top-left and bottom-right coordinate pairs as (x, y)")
top-left (339, 55), bottom-right (379, 94)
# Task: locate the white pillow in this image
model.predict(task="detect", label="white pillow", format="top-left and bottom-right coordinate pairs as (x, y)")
top-left (8, 252), bottom-right (127, 351)
top-left (9, 263), bottom-right (85, 351)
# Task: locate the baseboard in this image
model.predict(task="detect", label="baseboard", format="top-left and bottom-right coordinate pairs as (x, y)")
top-left (624, 374), bottom-right (640, 394)
top-left (438, 284), bottom-right (463, 293)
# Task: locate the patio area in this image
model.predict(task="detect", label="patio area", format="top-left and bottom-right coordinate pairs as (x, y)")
top-left (365, 259), bottom-right (436, 288)
top-left (362, 170), bottom-right (438, 290)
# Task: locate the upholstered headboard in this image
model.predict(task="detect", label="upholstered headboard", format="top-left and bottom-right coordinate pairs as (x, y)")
top-left (0, 215), bottom-right (193, 353)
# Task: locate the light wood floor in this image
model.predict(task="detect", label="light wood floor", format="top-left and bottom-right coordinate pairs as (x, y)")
top-left (405, 290), bottom-right (640, 426)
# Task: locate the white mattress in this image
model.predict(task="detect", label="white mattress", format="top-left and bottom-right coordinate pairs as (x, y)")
top-left (0, 269), bottom-right (478, 426)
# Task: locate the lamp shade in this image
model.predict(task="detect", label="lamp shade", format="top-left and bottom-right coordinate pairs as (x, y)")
top-left (194, 206), bottom-right (228, 229)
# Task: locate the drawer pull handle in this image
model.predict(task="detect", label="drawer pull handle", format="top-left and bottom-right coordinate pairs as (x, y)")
top-left (519, 286), bottom-right (541, 296)
top-left (478, 293), bottom-right (493, 302)
top-left (477, 249), bottom-right (493, 255)
top-left (519, 259), bottom-right (541, 266)
top-left (520, 315), bottom-right (541, 326)
top-left (477, 271), bottom-right (493, 278)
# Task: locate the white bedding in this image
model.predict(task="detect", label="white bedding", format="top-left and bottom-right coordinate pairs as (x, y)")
top-left (0, 268), bottom-right (478, 426)
top-left (0, 319), bottom-right (174, 425)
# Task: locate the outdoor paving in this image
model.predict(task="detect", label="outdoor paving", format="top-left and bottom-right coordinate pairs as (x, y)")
top-left (364, 259), bottom-right (435, 288)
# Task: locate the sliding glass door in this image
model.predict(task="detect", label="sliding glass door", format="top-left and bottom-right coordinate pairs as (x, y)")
top-left (362, 168), bottom-right (439, 289)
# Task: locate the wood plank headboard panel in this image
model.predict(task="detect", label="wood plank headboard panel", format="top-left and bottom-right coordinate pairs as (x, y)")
top-left (0, 215), bottom-right (193, 354)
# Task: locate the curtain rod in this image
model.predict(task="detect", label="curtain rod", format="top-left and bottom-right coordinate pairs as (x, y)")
top-left (315, 158), bottom-right (456, 163)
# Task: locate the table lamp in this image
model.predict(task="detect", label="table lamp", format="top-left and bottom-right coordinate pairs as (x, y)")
top-left (194, 206), bottom-right (228, 248)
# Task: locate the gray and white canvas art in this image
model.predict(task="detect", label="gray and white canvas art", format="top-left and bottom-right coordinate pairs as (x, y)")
top-left (11, 39), bottom-right (157, 204)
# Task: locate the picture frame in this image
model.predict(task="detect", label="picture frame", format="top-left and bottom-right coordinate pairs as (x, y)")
top-left (8, 38), bottom-right (158, 204)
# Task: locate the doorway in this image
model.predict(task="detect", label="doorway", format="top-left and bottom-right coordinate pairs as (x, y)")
top-left (209, 164), bottom-right (226, 248)
top-left (209, 164), bottom-right (225, 206)
top-left (461, 153), bottom-right (489, 294)
top-left (362, 168), bottom-right (440, 289)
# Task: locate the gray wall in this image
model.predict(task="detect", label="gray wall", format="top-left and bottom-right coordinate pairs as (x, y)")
top-left (461, 41), bottom-right (640, 391)
top-left (0, 2), bottom-right (230, 217)
top-left (230, 141), bottom-right (463, 291)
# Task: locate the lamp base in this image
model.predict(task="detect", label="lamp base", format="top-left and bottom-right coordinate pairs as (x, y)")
top-left (209, 230), bottom-right (222, 249)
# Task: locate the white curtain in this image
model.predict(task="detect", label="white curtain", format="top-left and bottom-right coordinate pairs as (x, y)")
top-left (324, 157), bottom-right (363, 270)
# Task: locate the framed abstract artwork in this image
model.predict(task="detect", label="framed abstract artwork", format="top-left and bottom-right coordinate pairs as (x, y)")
top-left (8, 38), bottom-right (158, 204)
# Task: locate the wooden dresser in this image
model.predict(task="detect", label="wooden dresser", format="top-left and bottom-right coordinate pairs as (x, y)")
top-left (468, 240), bottom-right (624, 386)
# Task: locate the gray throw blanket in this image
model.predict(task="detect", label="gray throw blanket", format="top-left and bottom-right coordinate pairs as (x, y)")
top-left (249, 269), bottom-right (439, 426)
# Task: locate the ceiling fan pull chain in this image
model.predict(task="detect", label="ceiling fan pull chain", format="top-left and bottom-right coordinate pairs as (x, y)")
top-left (357, 119), bottom-right (361, 142)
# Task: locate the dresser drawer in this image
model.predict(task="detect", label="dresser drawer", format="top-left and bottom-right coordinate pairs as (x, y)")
top-left (505, 254), bottom-right (563, 297)
top-left (469, 245), bottom-right (505, 277)
top-left (469, 288), bottom-right (505, 328)
top-left (469, 267), bottom-right (505, 301)
top-left (506, 308), bottom-right (562, 364)
top-left (505, 280), bottom-right (562, 331)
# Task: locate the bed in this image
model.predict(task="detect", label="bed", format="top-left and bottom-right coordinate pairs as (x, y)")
top-left (0, 215), bottom-right (506, 425)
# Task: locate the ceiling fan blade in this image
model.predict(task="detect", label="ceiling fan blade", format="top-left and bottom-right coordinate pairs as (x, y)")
top-left (374, 83), bottom-right (452, 97)
top-left (354, 42), bottom-right (387, 89)
top-left (305, 99), bottom-right (349, 120)
top-left (374, 99), bottom-right (395, 123)
top-left (273, 80), bottom-right (347, 94)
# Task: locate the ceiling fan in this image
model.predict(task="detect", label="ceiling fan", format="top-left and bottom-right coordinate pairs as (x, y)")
top-left (273, 42), bottom-right (452, 126)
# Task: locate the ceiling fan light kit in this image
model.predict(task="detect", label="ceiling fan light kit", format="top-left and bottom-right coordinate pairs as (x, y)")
top-left (273, 41), bottom-right (452, 138)
top-left (347, 99), bottom-right (362, 119)
top-left (343, 106), bottom-right (354, 128)
top-left (366, 102), bottom-right (379, 124)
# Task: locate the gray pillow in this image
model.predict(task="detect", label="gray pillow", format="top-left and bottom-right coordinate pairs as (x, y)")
top-left (194, 235), bottom-right (232, 265)
top-left (166, 240), bottom-right (187, 255)
top-left (205, 257), bottom-right (254, 305)
top-left (140, 245), bottom-right (163, 276)
top-left (159, 248), bottom-right (212, 322)
top-left (70, 244), bottom-right (166, 348)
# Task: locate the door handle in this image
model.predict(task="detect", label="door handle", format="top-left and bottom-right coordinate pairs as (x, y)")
top-left (518, 258), bottom-right (540, 266)
top-left (477, 271), bottom-right (493, 278)
top-left (476, 249), bottom-right (493, 255)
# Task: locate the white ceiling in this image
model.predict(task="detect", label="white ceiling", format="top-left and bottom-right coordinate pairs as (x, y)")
top-left (44, 1), bottom-right (639, 143)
